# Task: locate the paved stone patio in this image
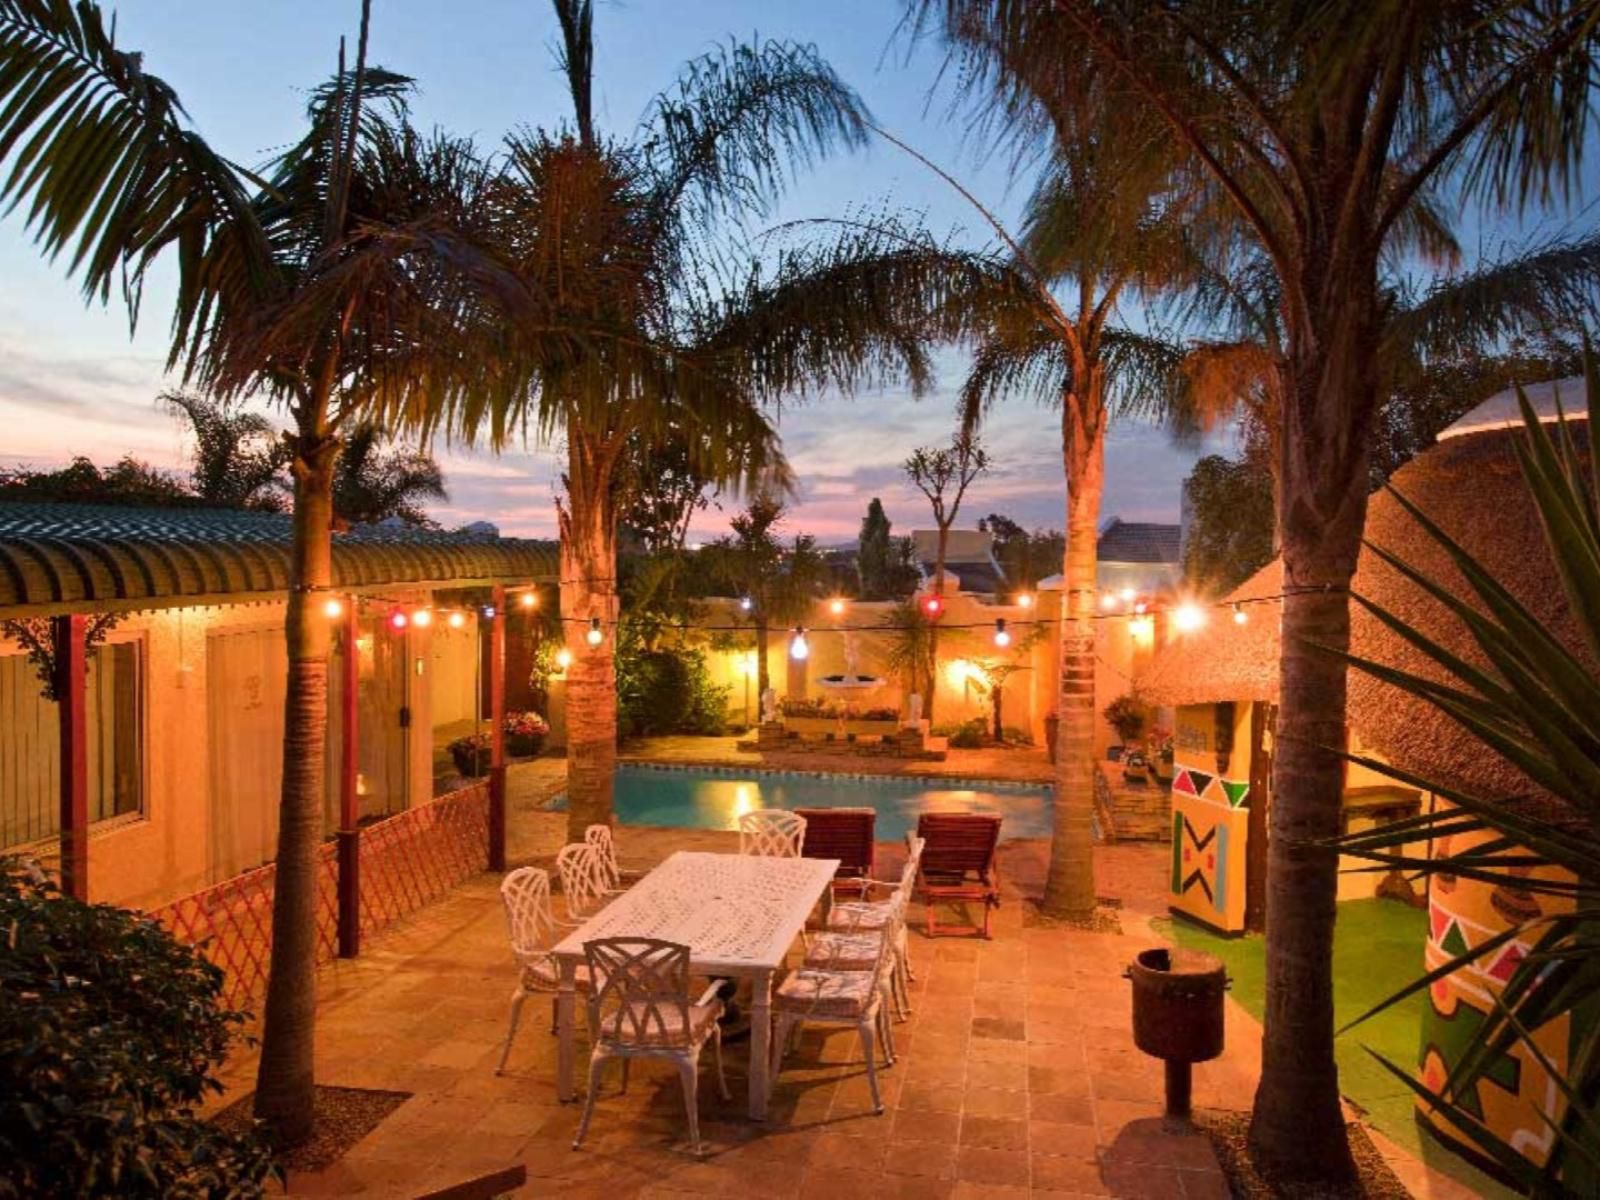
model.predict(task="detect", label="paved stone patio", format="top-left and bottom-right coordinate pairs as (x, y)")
top-left (214, 773), bottom-right (1483, 1197)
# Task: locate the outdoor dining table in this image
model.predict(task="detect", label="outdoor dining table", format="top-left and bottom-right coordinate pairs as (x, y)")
top-left (552, 848), bottom-right (839, 1120)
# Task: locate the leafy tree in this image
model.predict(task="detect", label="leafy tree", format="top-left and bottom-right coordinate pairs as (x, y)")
top-left (857, 497), bottom-right (895, 599)
top-left (0, 861), bottom-right (275, 1197)
top-left (903, 432), bottom-right (991, 597)
top-left (985, 513), bottom-right (1065, 592)
top-left (1182, 453), bottom-right (1276, 595)
top-left (331, 421), bottom-right (446, 527)
top-left (616, 426), bottom-right (721, 553)
top-left (703, 495), bottom-right (829, 703)
top-left (0, 456), bottom-right (191, 506)
top-left (1, 1), bottom-right (538, 1143)
top-left (927, 0), bottom-right (1600, 1180)
top-left (162, 391), bottom-right (288, 510)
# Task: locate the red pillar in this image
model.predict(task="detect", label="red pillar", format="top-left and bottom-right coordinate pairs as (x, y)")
top-left (488, 585), bottom-right (507, 872)
top-left (337, 600), bottom-right (361, 957)
top-left (52, 614), bottom-right (88, 901)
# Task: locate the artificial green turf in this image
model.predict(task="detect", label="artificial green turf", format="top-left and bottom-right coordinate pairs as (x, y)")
top-left (1162, 898), bottom-right (1511, 1197)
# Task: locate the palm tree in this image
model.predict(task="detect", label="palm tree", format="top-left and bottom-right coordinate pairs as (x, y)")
top-left (331, 421), bottom-right (447, 526)
top-left (162, 391), bottom-right (288, 510)
top-left (910, 0), bottom-right (1600, 1182)
top-left (0, 1), bottom-right (540, 1144)
top-left (703, 495), bottom-right (829, 703)
top-left (421, 0), bottom-right (889, 840)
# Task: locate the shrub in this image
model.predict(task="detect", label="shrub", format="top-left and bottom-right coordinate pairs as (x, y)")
top-left (780, 697), bottom-right (842, 719)
top-left (618, 646), bottom-right (728, 737)
top-left (504, 710), bottom-right (549, 757)
top-left (1102, 693), bottom-right (1149, 745)
top-left (947, 718), bottom-right (989, 749)
top-left (0, 860), bottom-right (275, 1198)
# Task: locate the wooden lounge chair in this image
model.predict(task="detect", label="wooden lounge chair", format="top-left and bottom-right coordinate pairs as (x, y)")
top-left (915, 812), bottom-right (1002, 938)
top-left (794, 807), bottom-right (876, 896)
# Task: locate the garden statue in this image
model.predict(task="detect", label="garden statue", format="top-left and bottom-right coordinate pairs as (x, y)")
top-left (760, 687), bottom-right (778, 725)
top-left (907, 693), bottom-right (923, 725)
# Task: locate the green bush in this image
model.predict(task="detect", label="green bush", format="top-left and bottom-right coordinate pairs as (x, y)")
top-left (0, 860), bottom-right (275, 1198)
top-left (947, 718), bottom-right (989, 749)
top-left (618, 645), bottom-right (729, 737)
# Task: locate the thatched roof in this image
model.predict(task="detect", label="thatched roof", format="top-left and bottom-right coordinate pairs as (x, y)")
top-left (1140, 419), bottom-right (1590, 801)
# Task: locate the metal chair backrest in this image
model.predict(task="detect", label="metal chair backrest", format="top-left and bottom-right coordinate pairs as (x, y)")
top-left (794, 806), bottom-right (876, 880)
top-left (916, 812), bottom-right (1001, 882)
top-left (556, 842), bottom-right (609, 920)
top-left (738, 809), bottom-right (807, 857)
top-left (899, 835), bottom-right (925, 897)
top-left (584, 823), bottom-right (622, 890)
top-left (583, 937), bottom-right (693, 1047)
top-left (499, 867), bottom-right (558, 960)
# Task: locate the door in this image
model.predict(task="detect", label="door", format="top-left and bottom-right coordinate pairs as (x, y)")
top-left (1245, 701), bottom-right (1274, 933)
top-left (357, 614), bottom-right (409, 817)
top-left (207, 627), bottom-right (289, 880)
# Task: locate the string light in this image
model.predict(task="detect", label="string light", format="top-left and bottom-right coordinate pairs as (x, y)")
top-left (1016, 592), bottom-right (1034, 610)
top-left (322, 597), bottom-right (344, 619)
top-left (1173, 602), bottom-right (1205, 633)
top-left (922, 594), bottom-right (943, 618)
top-left (1133, 600), bottom-right (1148, 614)
top-left (412, 608), bottom-right (433, 628)
top-left (1099, 592), bottom-right (1119, 611)
top-left (520, 591), bottom-right (538, 609)
top-left (739, 596), bottom-right (753, 612)
top-left (447, 611), bottom-right (466, 629)
top-left (828, 597), bottom-right (847, 616)
top-left (555, 647), bottom-right (573, 671)
top-left (1129, 614), bottom-right (1155, 640)
top-left (789, 627), bottom-right (809, 660)
top-left (1120, 586), bottom-right (1137, 604)
top-left (585, 617), bottom-right (604, 647)
top-left (389, 610), bottom-right (408, 631)
top-left (993, 618), bottom-right (1011, 648)
top-left (481, 604), bottom-right (496, 619)
top-left (1233, 603), bottom-right (1248, 626)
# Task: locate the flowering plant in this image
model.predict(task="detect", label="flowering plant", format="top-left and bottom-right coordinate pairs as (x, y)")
top-left (447, 733), bottom-right (490, 777)
top-left (781, 697), bottom-right (842, 719)
top-left (504, 711), bottom-right (550, 739)
top-left (850, 706), bottom-right (900, 722)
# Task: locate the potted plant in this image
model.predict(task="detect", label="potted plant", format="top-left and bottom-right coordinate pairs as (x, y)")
top-left (504, 711), bottom-right (550, 758)
top-left (448, 732), bottom-right (490, 777)
top-left (1102, 693), bottom-right (1149, 751)
top-left (1149, 725), bottom-right (1175, 786)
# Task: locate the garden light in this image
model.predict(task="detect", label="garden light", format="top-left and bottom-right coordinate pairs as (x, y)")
top-left (1120, 586), bottom-right (1136, 603)
top-left (1016, 592), bottom-right (1034, 609)
top-left (411, 608), bottom-right (433, 628)
top-left (520, 591), bottom-right (538, 609)
top-left (555, 647), bottom-right (573, 671)
top-left (828, 597), bottom-right (846, 616)
top-left (1129, 615), bottom-right (1155, 641)
top-left (481, 605), bottom-right (496, 619)
top-left (1133, 600), bottom-right (1148, 614)
top-left (789, 627), bottom-right (809, 660)
top-left (993, 618), bottom-right (1011, 648)
top-left (322, 596), bottom-right (344, 619)
top-left (1173, 602), bottom-right (1205, 633)
top-left (585, 617), bottom-right (604, 647)
top-left (1233, 603), bottom-right (1248, 626)
top-left (447, 611), bottom-right (466, 629)
top-left (389, 610), bottom-right (408, 630)
top-left (1099, 592), bottom-right (1119, 611)
top-left (922, 594), bottom-right (943, 618)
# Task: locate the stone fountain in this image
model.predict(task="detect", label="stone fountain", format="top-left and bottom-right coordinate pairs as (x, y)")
top-left (815, 630), bottom-right (884, 696)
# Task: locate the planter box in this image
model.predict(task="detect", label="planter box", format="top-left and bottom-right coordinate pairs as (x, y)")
top-left (842, 719), bottom-right (898, 739)
top-left (784, 717), bottom-right (839, 738)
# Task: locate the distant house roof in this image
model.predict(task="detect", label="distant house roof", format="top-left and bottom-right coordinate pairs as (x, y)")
top-left (1139, 421), bottom-right (1591, 803)
top-left (1097, 519), bottom-right (1181, 565)
top-left (911, 529), bottom-right (995, 564)
top-left (0, 504), bottom-right (558, 617)
top-left (1436, 376), bottom-right (1587, 441)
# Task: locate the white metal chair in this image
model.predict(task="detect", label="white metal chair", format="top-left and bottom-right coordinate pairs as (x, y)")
top-left (770, 927), bottom-right (896, 1114)
top-left (820, 836), bottom-right (924, 1018)
top-left (572, 937), bottom-right (730, 1156)
top-left (556, 841), bottom-right (612, 923)
top-left (584, 823), bottom-right (640, 896)
top-left (495, 867), bottom-right (593, 1073)
top-left (737, 809), bottom-right (807, 858)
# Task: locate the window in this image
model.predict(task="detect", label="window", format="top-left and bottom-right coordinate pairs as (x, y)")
top-left (0, 638), bottom-right (145, 850)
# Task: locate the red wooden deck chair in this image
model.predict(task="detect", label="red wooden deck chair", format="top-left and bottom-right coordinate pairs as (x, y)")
top-left (794, 807), bottom-right (876, 897)
top-left (915, 813), bottom-right (1002, 938)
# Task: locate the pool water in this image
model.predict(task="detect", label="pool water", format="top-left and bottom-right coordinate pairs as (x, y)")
top-left (567, 765), bottom-right (1054, 843)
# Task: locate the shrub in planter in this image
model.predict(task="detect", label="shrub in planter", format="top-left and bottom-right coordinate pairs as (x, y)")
top-left (0, 860), bottom-right (276, 1198)
top-left (448, 732), bottom-right (490, 777)
top-left (504, 711), bottom-right (549, 758)
top-left (1101, 693), bottom-right (1149, 746)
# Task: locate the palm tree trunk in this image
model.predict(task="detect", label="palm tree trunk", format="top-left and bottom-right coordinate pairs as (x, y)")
top-left (253, 430), bottom-right (340, 1146)
top-left (1247, 291), bottom-right (1378, 1186)
top-left (755, 615), bottom-right (770, 702)
top-left (559, 434), bottom-right (619, 842)
top-left (1041, 389), bottom-right (1103, 919)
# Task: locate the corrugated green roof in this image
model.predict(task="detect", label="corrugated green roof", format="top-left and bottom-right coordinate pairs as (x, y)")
top-left (0, 504), bottom-right (558, 616)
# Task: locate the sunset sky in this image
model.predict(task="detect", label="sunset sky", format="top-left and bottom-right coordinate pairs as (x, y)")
top-left (1, 2), bottom-right (1591, 543)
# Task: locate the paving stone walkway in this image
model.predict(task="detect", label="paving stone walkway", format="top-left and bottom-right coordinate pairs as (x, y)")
top-left (217, 796), bottom-right (1481, 1197)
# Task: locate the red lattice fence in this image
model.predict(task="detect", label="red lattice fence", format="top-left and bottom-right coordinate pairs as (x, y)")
top-left (148, 783), bottom-right (489, 1011)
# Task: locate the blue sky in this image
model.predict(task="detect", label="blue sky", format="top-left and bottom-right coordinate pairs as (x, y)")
top-left (0, 2), bottom-right (1592, 541)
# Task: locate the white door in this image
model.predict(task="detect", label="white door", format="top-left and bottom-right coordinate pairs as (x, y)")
top-left (206, 628), bottom-right (288, 881)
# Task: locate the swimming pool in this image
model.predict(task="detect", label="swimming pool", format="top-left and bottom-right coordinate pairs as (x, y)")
top-left (555, 764), bottom-right (1054, 843)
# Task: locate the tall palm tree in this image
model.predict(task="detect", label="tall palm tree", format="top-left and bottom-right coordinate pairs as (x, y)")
top-left (0, 1), bottom-right (542, 1144)
top-left (331, 421), bottom-right (447, 526)
top-left (162, 391), bottom-right (288, 510)
top-left (422, 0), bottom-right (891, 840)
top-left (911, 0), bottom-right (1600, 1182)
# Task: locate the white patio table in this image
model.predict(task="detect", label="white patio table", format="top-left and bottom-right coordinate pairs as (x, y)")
top-left (552, 849), bottom-right (838, 1120)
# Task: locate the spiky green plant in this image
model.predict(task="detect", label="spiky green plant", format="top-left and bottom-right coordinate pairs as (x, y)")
top-left (1330, 358), bottom-right (1600, 1194)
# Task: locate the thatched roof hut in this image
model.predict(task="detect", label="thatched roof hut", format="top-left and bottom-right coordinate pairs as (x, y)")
top-left (1141, 391), bottom-right (1590, 801)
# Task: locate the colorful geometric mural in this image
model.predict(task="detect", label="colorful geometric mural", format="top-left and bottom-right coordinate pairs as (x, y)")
top-left (1167, 708), bottom-right (1252, 933)
top-left (1418, 817), bottom-right (1576, 1172)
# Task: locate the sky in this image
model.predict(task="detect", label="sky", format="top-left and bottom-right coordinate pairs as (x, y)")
top-left (0, 2), bottom-right (1593, 544)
